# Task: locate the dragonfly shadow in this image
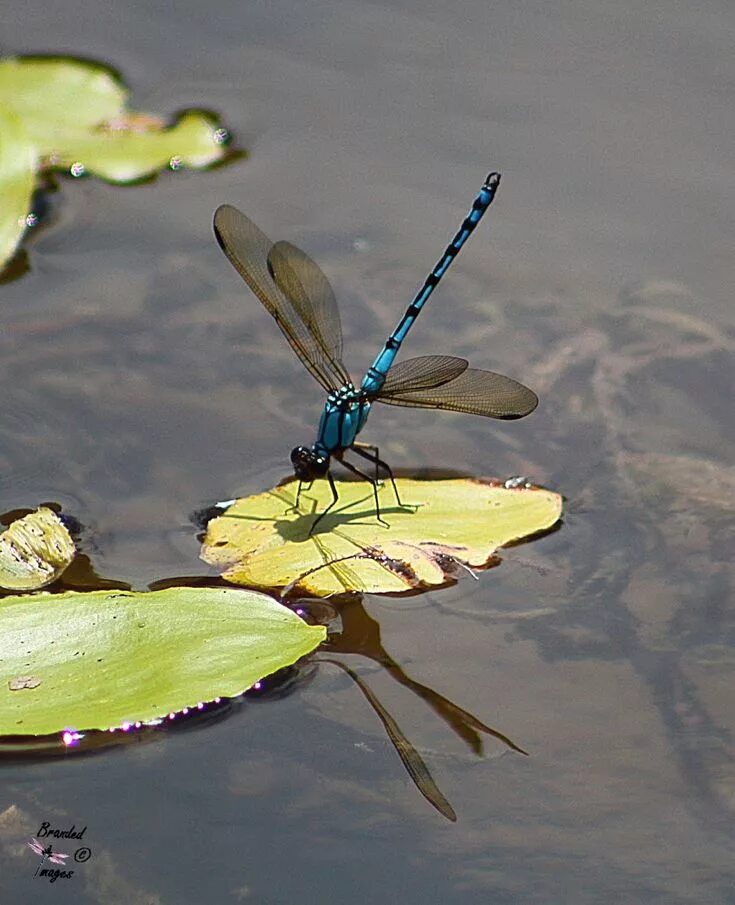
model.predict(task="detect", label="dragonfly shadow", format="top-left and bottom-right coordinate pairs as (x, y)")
top-left (307, 594), bottom-right (527, 821)
top-left (211, 483), bottom-right (412, 543)
top-left (275, 486), bottom-right (415, 541)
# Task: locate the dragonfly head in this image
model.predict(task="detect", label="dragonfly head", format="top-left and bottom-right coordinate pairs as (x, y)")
top-left (291, 446), bottom-right (329, 481)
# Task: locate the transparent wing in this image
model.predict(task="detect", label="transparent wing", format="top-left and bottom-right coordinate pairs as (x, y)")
top-left (376, 364), bottom-right (538, 419)
top-left (376, 355), bottom-right (469, 396)
top-left (28, 839), bottom-right (45, 855)
top-left (213, 204), bottom-right (348, 392)
top-left (269, 241), bottom-right (350, 386)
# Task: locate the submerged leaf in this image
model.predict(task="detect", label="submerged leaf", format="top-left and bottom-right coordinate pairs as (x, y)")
top-left (201, 477), bottom-right (562, 596)
top-left (0, 587), bottom-right (325, 736)
top-left (0, 508), bottom-right (74, 591)
top-left (0, 108), bottom-right (36, 270)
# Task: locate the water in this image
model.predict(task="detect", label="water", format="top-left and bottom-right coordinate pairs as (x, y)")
top-left (1, 0), bottom-right (733, 901)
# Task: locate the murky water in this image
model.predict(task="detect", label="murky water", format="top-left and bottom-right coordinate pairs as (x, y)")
top-left (1, 0), bottom-right (733, 902)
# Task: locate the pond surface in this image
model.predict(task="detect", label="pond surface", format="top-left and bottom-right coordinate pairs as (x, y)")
top-left (1, 0), bottom-right (733, 902)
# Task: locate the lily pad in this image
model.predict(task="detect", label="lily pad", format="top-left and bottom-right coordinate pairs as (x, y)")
top-left (0, 108), bottom-right (36, 269)
top-left (0, 57), bottom-right (126, 143)
top-left (0, 507), bottom-right (74, 591)
top-left (201, 477), bottom-right (562, 596)
top-left (0, 55), bottom-right (233, 270)
top-left (51, 110), bottom-right (229, 183)
top-left (0, 587), bottom-right (325, 736)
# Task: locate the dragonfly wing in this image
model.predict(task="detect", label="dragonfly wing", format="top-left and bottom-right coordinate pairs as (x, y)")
top-left (213, 205), bottom-right (346, 392)
top-left (49, 852), bottom-right (69, 864)
top-left (28, 839), bottom-right (44, 855)
top-left (269, 241), bottom-right (351, 386)
top-left (376, 365), bottom-right (538, 419)
top-left (376, 355), bottom-right (469, 396)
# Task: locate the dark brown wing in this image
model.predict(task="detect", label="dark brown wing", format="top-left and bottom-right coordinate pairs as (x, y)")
top-left (377, 363), bottom-right (538, 419)
top-left (214, 204), bottom-right (348, 391)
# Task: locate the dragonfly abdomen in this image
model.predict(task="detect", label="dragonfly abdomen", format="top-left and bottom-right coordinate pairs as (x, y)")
top-left (361, 172), bottom-right (501, 397)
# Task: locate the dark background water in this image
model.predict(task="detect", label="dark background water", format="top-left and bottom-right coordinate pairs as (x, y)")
top-left (1, 0), bottom-right (733, 902)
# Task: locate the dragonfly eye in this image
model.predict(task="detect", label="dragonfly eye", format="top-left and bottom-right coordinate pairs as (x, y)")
top-left (291, 446), bottom-right (329, 480)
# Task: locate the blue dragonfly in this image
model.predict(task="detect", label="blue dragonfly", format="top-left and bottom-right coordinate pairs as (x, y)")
top-left (213, 172), bottom-right (537, 533)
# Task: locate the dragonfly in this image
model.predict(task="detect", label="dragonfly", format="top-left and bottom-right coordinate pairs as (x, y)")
top-left (28, 838), bottom-right (70, 876)
top-left (213, 172), bottom-right (537, 533)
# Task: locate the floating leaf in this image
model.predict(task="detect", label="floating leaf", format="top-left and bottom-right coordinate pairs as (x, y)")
top-left (201, 477), bottom-right (562, 596)
top-left (0, 57), bottom-right (126, 144)
top-left (52, 110), bottom-right (228, 183)
top-left (0, 55), bottom-right (233, 270)
top-left (0, 108), bottom-right (36, 269)
top-left (0, 587), bottom-right (325, 736)
top-left (0, 508), bottom-right (74, 591)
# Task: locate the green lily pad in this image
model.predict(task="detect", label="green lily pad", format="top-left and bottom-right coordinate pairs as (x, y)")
top-left (201, 477), bottom-right (562, 596)
top-left (0, 55), bottom-right (233, 270)
top-left (0, 108), bottom-right (36, 269)
top-left (0, 57), bottom-right (126, 143)
top-left (0, 587), bottom-right (325, 736)
top-left (51, 110), bottom-right (229, 183)
top-left (0, 507), bottom-right (75, 591)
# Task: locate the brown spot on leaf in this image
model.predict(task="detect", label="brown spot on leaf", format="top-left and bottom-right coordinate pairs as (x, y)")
top-left (8, 675), bottom-right (41, 691)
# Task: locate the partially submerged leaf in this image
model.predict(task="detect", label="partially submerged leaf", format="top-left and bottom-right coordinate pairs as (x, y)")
top-left (0, 587), bottom-right (325, 736)
top-left (0, 57), bottom-right (125, 142)
top-left (53, 110), bottom-right (228, 183)
top-left (0, 54), bottom-right (233, 270)
top-left (201, 477), bottom-right (562, 596)
top-left (0, 507), bottom-right (74, 591)
top-left (0, 56), bottom-right (229, 183)
top-left (0, 108), bottom-right (36, 270)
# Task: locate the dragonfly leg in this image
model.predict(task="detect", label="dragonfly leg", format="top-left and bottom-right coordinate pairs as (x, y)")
top-left (351, 443), bottom-right (408, 509)
top-left (286, 480), bottom-right (310, 515)
top-left (336, 455), bottom-right (388, 526)
top-left (352, 441), bottom-right (382, 485)
top-left (308, 470), bottom-right (340, 536)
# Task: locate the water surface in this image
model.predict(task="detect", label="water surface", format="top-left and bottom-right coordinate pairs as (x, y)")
top-left (1, 0), bottom-right (733, 902)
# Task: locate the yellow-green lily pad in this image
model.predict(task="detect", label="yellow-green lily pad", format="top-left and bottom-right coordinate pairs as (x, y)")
top-left (201, 477), bottom-right (562, 596)
top-left (0, 57), bottom-right (126, 144)
top-left (0, 507), bottom-right (75, 591)
top-left (0, 107), bottom-right (36, 269)
top-left (52, 110), bottom-right (229, 183)
top-left (0, 587), bottom-right (325, 736)
top-left (0, 55), bottom-right (233, 270)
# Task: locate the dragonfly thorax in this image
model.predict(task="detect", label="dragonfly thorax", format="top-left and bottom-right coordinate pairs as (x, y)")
top-left (314, 383), bottom-right (372, 458)
top-left (326, 382), bottom-right (361, 405)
